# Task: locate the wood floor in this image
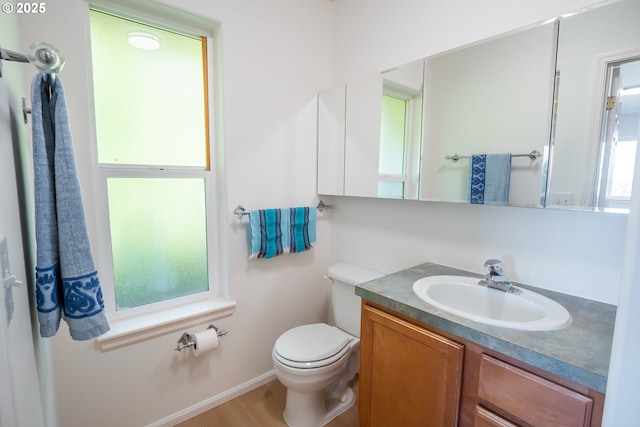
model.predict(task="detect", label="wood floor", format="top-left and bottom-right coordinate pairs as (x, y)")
top-left (175, 377), bottom-right (358, 427)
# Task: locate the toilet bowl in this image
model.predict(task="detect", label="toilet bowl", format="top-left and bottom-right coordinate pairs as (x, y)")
top-left (272, 263), bottom-right (383, 427)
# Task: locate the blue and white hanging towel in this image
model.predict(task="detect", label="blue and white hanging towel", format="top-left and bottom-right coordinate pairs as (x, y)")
top-left (469, 153), bottom-right (511, 205)
top-left (32, 73), bottom-right (110, 340)
top-left (249, 207), bottom-right (317, 259)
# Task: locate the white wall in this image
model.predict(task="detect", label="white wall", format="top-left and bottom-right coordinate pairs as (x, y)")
top-left (332, 0), bottom-right (606, 84)
top-left (603, 132), bottom-right (640, 424)
top-left (327, 196), bottom-right (625, 302)
top-left (15, 0), bottom-right (335, 426)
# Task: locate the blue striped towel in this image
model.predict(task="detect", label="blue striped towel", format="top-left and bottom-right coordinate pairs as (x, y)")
top-left (32, 73), bottom-right (110, 340)
top-left (249, 207), bottom-right (317, 259)
top-left (469, 154), bottom-right (511, 205)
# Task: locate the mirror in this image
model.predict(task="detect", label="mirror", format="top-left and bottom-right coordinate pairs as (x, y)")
top-left (318, 22), bottom-right (557, 206)
top-left (547, 0), bottom-right (640, 212)
top-left (317, 0), bottom-right (640, 212)
top-left (418, 20), bottom-right (558, 207)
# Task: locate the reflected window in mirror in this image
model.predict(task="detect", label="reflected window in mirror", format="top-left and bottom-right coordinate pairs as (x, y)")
top-left (378, 61), bottom-right (424, 200)
top-left (379, 95), bottom-right (410, 198)
top-left (549, 0), bottom-right (640, 212)
top-left (595, 57), bottom-right (640, 211)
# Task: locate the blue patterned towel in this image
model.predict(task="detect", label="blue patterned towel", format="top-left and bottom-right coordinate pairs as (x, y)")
top-left (249, 207), bottom-right (317, 258)
top-left (32, 73), bottom-right (110, 340)
top-left (469, 154), bottom-right (511, 205)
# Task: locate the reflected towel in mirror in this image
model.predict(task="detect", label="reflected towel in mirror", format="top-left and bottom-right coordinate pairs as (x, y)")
top-left (469, 154), bottom-right (511, 205)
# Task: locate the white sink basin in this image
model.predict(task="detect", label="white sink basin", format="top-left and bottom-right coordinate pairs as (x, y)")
top-left (412, 275), bottom-right (571, 331)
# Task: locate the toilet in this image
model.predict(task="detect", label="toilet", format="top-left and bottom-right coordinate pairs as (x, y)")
top-left (272, 263), bottom-right (383, 427)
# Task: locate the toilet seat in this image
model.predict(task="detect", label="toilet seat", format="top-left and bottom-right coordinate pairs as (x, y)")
top-left (274, 323), bottom-right (353, 369)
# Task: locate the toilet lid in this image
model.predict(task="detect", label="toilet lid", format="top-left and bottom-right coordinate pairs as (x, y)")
top-left (274, 323), bottom-right (351, 363)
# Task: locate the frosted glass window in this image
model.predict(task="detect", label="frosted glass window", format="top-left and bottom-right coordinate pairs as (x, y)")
top-left (89, 9), bottom-right (214, 313)
top-left (89, 10), bottom-right (207, 167)
top-left (107, 179), bottom-right (208, 310)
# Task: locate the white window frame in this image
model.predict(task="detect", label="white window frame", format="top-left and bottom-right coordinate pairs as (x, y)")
top-left (85, 3), bottom-right (234, 351)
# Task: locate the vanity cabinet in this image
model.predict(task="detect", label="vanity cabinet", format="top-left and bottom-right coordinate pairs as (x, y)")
top-left (359, 304), bottom-right (464, 427)
top-left (359, 302), bottom-right (605, 427)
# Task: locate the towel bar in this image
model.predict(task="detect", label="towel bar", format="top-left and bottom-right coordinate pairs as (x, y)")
top-left (233, 201), bottom-right (332, 219)
top-left (445, 150), bottom-right (542, 162)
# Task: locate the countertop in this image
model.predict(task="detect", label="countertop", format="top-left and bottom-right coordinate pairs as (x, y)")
top-left (355, 262), bottom-right (616, 393)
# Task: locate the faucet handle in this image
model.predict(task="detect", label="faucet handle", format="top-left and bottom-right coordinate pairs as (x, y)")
top-left (483, 259), bottom-right (503, 276)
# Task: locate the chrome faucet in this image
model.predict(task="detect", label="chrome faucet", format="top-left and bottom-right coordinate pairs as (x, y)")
top-left (479, 259), bottom-right (522, 295)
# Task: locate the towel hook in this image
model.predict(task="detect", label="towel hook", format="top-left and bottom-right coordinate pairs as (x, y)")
top-left (22, 97), bottom-right (31, 124)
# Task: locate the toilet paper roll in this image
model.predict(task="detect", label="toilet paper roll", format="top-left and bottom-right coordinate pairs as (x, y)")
top-left (192, 328), bottom-right (219, 356)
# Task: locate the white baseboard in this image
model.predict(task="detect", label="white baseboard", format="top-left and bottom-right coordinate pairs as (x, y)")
top-left (147, 370), bottom-right (277, 427)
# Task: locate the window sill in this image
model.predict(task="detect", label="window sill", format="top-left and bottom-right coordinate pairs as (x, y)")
top-left (95, 297), bottom-right (236, 352)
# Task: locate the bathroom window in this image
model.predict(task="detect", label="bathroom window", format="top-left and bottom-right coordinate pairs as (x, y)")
top-left (88, 8), bottom-right (231, 343)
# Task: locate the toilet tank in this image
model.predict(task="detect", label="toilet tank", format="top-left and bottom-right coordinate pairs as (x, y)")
top-left (327, 263), bottom-right (384, 337)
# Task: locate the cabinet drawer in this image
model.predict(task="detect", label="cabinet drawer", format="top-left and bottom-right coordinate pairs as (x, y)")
top-left (474, 405), bottom-right (519, 427)
top-left (478, 355), bottom-right (593, 427)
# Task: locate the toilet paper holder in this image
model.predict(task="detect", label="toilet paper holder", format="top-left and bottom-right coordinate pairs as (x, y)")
top-left (175, 324), bottom-right (228, 352)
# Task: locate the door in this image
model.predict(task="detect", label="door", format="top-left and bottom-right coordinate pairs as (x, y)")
top-left (0, 66), bottom-right (46, 426)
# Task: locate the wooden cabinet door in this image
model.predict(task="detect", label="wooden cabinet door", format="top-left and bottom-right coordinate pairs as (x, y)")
top-left (359, 304), bottom-right (464, 427)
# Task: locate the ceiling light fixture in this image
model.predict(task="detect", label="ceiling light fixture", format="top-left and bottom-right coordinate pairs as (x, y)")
top-left (127, 32), bottom-right (160, 50)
